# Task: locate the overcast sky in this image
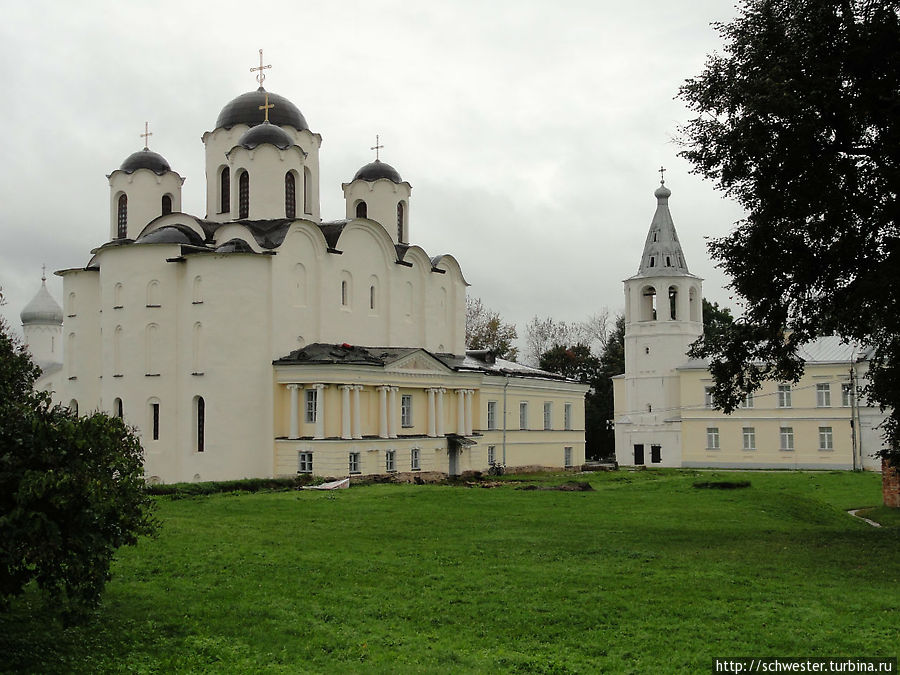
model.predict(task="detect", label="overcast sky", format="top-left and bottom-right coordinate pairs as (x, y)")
top-left (0, 0), bottom-right (745, 347)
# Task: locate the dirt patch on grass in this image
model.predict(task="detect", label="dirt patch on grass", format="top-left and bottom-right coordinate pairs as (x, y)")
top-left (516, 481), bottom-right (595, 492)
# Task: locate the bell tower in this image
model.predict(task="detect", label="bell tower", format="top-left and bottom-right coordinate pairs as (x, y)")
top-left (615, 173), bottom-right (703, 467)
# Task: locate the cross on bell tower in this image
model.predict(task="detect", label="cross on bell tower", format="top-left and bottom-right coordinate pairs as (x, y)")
top-left (658, 165), bottom-right (666, 184)
top-left (250, 49), bottom-right (272, 87)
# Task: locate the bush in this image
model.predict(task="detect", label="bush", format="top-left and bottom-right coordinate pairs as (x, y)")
top-left (0, 317), bottom-right (156, 623)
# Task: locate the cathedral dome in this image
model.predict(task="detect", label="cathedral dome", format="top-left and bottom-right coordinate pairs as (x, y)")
top-left (21, 278), bottom-right (63, 325)
top-left (216, 88), bottom-right (309, 131)
top-left (119, 148), bottom-right (171, 175)
top-left (353, 159), bottom-right (402, 183)
top-left (237, 121), bottom-right (294, 150)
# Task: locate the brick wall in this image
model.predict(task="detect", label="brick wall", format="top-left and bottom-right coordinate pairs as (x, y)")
top-left (883, 458), bottom-right (900, 508)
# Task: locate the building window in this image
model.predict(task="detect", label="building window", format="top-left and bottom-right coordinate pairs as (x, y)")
top-left (386, 450), bottom-right (396, 472)
top-left (305, 389), bottom-right (317, 423)
top-left (777, 385), bottom-right (792, 408)
top-left (303, 167), bottom-right (311, 214)
top-left (238, 171), bottom-right (249, 219)
top-left (151, 402), bottom-right (160, 440)
top-left (341, 280), bottom-right (349, 307)
top-left (841, 383), bottom-right (853, 407)
top-left (161, 194), bottom-right (172, 215)
top-left (355, 201), bottom-right (367, 218)
top-left (816, 383), bottom-right (831, 407)
top-left (487, 445), bottom-right (495, 465)
top-left (741, 392), bottom-right (754, 409)
top-left (543, 402), bottom-right (552, 430)
top-left (411, 448), bottom-right (420, 471)
top-left (146, 280), bottom-right (161, 307)
top-left (195, 396), bottom-right (205, 452)
top-left (349, 452), bottom-right (360, 474)
top-left (69, 399), bottom-right (79, 416)
top-left (780, 426), bottom-right (794, 451)
top-left (706, 427), bottom-right (720, 450)
top-left (564, 403), bottom-right (572, 430)
top-left (285, 172), bottom-right (296, 219)
top-left (114, 397), bottom-right (123, 419)
top-left (401, 394), bottom-right (413, 427)
top-left (220, 167), bottom-right (230, 213)
top-left (487, 401), bottom-right (497, 430)
top-left (742, 427), bottom-right (756, 451)
top-left (650, 445), bottom-right (661, 463)
top-left (397, 201), bottom-right (405, 242)
top-left (298, 452), bottom-right (313, 474)
top-left (369, 285), bottom-right (376, 311)
top-left (117, 193), bottom-right (127, 238)
top-left (704, 387), bottom-right (714, 408)
top-left (819, 426), bottom-right (834, 451)
top-left (519, 402), bottom-right (528, 430)
top-left (564, 446), bottom-right (573, 468)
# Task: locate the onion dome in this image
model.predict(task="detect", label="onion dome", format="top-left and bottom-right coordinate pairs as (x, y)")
top-left (21, 276), bottom-right (63, 325)
top-left (216, 87), bottom-right (309, 131)
top-left (136, 225), bottom-right (205, 246)
top-left (119, 148), bottom-right (172, 175)
top-left (237, 121), bottom-right (293, 150)
top-left (352, 159), bottom-right (402, 183)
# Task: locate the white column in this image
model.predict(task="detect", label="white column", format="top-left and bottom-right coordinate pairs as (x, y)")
top-left (457, 389), bottom-right (466, 435)
top-left (340, 385), bottom-right (352, 439)
top-left (436, 388), bottom-right (445, 436)
top-left (465, 389), bottom-right (474, 436)
top-left (427, 388), bottom-right (436, 438)
top-left (352, 385), bottom-right (362, 440)
top-left (378, 386), bottom-right (389, 439)
top-left (388, 387), bottom-right (399, 438)
top-left (314, 383), bottom-right (325, 440)
top-left (288, 384), bottom-right (300, 439)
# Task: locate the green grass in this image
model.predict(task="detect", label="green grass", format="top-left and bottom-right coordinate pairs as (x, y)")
top-left (2, 470), bottom-right (898, 673)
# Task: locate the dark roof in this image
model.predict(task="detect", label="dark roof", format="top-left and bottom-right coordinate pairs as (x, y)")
top-left (318, 220), bottom-right (348, 250)
top-left (119, 148), bottom-right (171, 175)
top-left (215, 238), bottom-right (256, 253)
top-left (353, 159), bottom-right (402, 183)
top-left (237, 121), bottom-right (294, 150)
top-left (216, 88), bottom-right (309, 131)
top-left (275, 343), bottom-right (396, 366)
top-left (136, 224), bottom-right (205, 246)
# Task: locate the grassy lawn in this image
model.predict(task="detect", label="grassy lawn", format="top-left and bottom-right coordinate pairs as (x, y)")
top-left (2, 470), bottom-right (898, 673)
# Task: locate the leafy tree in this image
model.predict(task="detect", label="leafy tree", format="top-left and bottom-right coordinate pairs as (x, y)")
top-left (465, 296), bottom-right (518, 361)
top-left (0, 309), bottom-right (156, 623)
top-left (678, 0), bottom-right (900, 463)
top-left (702, 299), bottom-right (735, 343)
top-left (600, 314), bottom-right (625, 379)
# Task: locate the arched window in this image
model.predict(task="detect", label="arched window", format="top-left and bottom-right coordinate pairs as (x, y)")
top-left (238, 171), bottom-right (249, 219)
top-left (114, 397), bottom-right (124, 419)
top-left (303, 167), bottom-right (311, 214)
top-left (285, 172), bottom-right (296, 219)
top-left (148, 399), bottom-right (160, 440)
top-left (117, 194), bottom-right (127, 238)
top-left (113, 325), bottom-right (123, 375)
top-left (370, 285), bottom-right (376, 310)
top-left (146, 280), bottom-right (161, 307)
top-left (668, 285), bottom-right (678, 320)
top-left (114, 282), bottom-right (124, 308)
top-left (641, 286), bottom-right (657, 321)
top-left (195, 396), bottom-right (205, 452)
top-left (355, 201), bottom-right (367, 218)
top-left (161, 194), bottom-right (172, 215)
top-left (220, 167), bottom-right (230, 214)
top-left (341, 280), bottom-right (349, 307)
top-left (397, 201), bottom-right (405, 242)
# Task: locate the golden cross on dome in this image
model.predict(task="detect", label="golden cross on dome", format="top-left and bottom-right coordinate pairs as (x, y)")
top-left (251, 49), bottom-right (272, 87)
top-left (371, 134), bottom-right (384, 161)
top-left (259, 92), bottom-right (274, 122)
top-left (141, 122), bottom-right (152, 150)
top-left (659, 165), bottom-right (666, 184)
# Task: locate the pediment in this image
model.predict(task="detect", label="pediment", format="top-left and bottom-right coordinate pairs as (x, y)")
top-left (384, 350), bottom-right (452, 376)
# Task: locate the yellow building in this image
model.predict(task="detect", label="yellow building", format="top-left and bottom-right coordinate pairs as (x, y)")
top-left (613, 180), bottom-right (885, 471)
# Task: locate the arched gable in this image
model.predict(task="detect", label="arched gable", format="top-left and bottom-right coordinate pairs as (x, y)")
top-left (334, 221), bottom-right (398, 269)
top-left (430, 254), bottom-right (469, 286)
top-left (278, 221), bottom-right (329, 260)
top-left (211, 224), bottom-right (265, 253)
top-left (137, 213), bottom-right (206, 242)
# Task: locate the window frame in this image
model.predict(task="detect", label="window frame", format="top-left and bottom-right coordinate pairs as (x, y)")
top-left (564, 446), bottom-right (573, 468)
top-left (401, 394), bottom-right (413, 428)
top-left (816, 383), bottom-right (832, 408)
top-left (780, 426), bottom-right (794, 451)
top-left (519, 402), bottom-right (528, 430)
top-left (385, 449), bottom-right (396, 473)
top-left (298, 452), bottom-right (313, 474)
top-left (487, 401), bottom-right (497, 430)
top-left (777, 385), bottom-right (792, 408)
top-left (305, 389), bottom-right (317, 423)
top-left (706, 427), bottom-right (720, 450)
top-left (564, 402), bottom-right (572, 430)
top-left (742, 426), bottom-right (756, 451)
top-left (349, 452), bottom-right (360, 474)
top-left (818, 426), bottom-right (834, 451)
top-left (410, 448), bottom-right (420, 471)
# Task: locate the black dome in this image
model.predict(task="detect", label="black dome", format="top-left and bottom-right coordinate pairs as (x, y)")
top-left (137, 225), bottom-right (205, 246)
top-left (237, 121), bottom-right (293, 150)
top-left (216, 88), bottom-right (309, 131)
top-left (119, 148), bottom-right (171, 175)
top-left (353, 159), bottom-right (402, 183)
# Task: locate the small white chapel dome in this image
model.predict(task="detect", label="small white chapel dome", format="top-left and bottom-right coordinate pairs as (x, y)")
top-left (21, 275), bottom-right (63, 325)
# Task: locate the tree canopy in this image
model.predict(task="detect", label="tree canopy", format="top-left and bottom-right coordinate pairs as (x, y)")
top-left (679, 0), bottom-right (900, 460)
top-left (0, 310), bottom-right (156, 623)
top-left (465, 297), bottom-right (518, 361)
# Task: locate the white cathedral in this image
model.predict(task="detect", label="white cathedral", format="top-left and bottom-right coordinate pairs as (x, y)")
top-left (20, 68), bottom-right (588, 484)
